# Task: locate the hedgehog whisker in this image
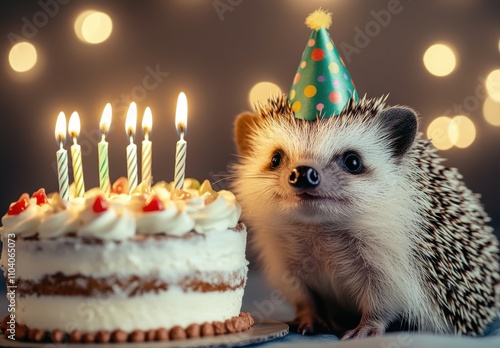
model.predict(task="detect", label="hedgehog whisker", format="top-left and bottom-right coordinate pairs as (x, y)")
top-left (211, 177), bottom-right (231, 186)
top-left (230, 174), bottom-right (277, 180)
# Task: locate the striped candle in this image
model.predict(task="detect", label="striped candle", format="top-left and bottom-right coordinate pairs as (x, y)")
top-left (98, 141), bottom-right (110, 195)
top-left (98, 103), bottom-right (112, 196)
top-left (56, 148), bottom-right (70, 201)
top-left (125, 102), bottom-right (138, 193)
top-left (174, 135), bottom-right (186, 190)
top-left (55, 112), bottom-right (69, 201)
top-left (174, 92), bottom-right (188, 190)
top-left (141, 107), bottom-right (153, 188)
top-left (127, 143), bottom-right (138, 193)
top-left (68, 112), bottom-right (85, 198)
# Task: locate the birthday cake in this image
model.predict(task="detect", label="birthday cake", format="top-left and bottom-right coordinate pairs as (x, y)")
top-left (0, 178), bottom-right (253, 343)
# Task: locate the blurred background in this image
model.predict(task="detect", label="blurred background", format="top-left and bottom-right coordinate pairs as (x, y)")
top-left (0, 0), bottom-right (499, 326)
top-left (1, 0), bottom-right (499, 227)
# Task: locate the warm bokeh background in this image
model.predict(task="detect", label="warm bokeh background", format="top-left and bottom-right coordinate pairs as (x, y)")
top-left (1, 0), bottom-right (499, 237)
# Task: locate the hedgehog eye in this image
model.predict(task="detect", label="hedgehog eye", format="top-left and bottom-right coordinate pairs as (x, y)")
top-left (342, 152), bottom-right (362, 174)
top-left (270, 151), bottom-right (283, 169)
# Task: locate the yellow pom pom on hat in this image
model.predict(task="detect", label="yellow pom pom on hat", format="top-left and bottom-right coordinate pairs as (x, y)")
top-left (289, 9), bottom-right (359, 120)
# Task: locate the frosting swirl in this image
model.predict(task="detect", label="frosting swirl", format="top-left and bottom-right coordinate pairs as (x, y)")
top-left (37, 196), bottom-right (81, 238)
top-left (0, 179), bottom-right (241, 240)
top-left (136, 201), bottom-right (195, 236)
top-left (78, 206), bottom-right (135, 240)
top-left (1, 199), bottom-right (47, 238)
top-left (188, 191), bottom-right (241, 233)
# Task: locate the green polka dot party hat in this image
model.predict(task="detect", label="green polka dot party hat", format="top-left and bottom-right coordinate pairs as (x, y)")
top-left (289, 9), bottom-right (359, 120)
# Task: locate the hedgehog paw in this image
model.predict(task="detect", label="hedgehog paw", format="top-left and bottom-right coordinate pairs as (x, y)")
top-left (341, 320), bottom-right (385, 340)
top-left (288, 307), bottom-right (328, 335)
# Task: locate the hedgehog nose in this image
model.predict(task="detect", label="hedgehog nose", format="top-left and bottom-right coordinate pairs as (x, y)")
top-left (289, 166), bottom-right (320, 189)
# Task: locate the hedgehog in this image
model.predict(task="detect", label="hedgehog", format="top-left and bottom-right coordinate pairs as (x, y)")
top-left (231, 94), bottom-right (500, 339)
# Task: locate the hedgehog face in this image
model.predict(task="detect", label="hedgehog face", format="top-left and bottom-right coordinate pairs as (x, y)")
top-left (233, 95), bottom-right (418, 225)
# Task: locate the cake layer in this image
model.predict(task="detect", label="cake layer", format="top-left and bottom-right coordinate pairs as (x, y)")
top-left (16, 270), bottom-right (245, 297)
top-left (16, 287), bottom-right (245, 332)
top-left (10, 225), bottom-right (247, 281)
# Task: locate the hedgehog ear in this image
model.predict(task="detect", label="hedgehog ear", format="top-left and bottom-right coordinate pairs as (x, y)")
top-left (377, 106), bottom-right (418, 157)
top-left (234, 112), bottom-right (261, 156)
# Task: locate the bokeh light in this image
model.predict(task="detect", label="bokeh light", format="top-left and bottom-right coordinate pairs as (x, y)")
top-left (249, 82), bottom-right (282, 109)
top-left (427, 116), bottom-right (454, 150)
top-left (448, 115), bottom-right (475, 148)
top-left (485, 69), bottom-right (500, 102)
top-left (8, 42), bottom-right (37, 72)
top-left (75, 10), bottom-right (94, 41)
top-left (75, 11), bottom-right (113, 44)
top-left (423, 44), bottom-right (456, 77)
top-left (483, 97), bottom-right (500, 126)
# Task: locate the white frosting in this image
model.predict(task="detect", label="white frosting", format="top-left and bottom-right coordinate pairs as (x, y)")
top-left (78, 208), bottom-right (136, 240)
top-left (136, 201), bottom-right (195, 236)
top-left (108, 193), bottom-right (146, 213)
top-left (189, 190), bottom-right (242, 233)
top-left (38, 210), bottom-right (77, 238)
top-left (9, 227), bottom-right (248, 281)
top-left (16, 288), bottom-right (245, 332)
top-left (0, 199), bottom-right (47, 238)
top-left (0, 181), bottom-right (242, 240)
top-left (37, 199), bottom-right (80, 238)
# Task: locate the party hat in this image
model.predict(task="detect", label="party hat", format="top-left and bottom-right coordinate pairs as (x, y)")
top-left (288, 9), bottom-right (358, 120)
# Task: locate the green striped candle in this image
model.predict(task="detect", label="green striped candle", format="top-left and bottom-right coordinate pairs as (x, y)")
top-left (68, 112), bottom-right (85, 198)
top-left (98, 103), bottom-right (112, 196)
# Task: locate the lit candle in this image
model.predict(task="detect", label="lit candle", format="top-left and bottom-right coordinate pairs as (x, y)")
top-left (125, 102), bottom-right (138, 193)
top-left (174, 92), bottom-right (188, 190)
top-left (54, 112), bottom-right (70, 201)
top-left (68, 111), bottom-right (85, 198)
top-left (98, 103), bottom-right (112, 196)
top-left (141, 107), bottom-right (153, 188)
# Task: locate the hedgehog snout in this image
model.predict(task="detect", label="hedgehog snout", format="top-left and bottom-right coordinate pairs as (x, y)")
top-left (288, 166), bottom-right (320, 189)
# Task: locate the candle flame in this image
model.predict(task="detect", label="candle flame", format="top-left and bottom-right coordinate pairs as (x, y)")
top-left (175, 92), bottom-right (188, 135)
top-left (125, 102), bottom-right (137, 137)
top-left (68, 111), bottom-right (81, 138)
top-left (142, 106), bottom-right (152, 133)
top-left (100, 103), bottom-right (112, 133)
top-left (55, 111), bottom-right (67, 144)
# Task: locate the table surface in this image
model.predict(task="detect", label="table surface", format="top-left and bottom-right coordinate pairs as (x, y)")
top-left (242, 271), bottom-right (500, 347)
top-left (0, 270), bottom-right (499, 347)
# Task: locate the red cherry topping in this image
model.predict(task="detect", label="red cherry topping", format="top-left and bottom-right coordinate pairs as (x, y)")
top-left (111, 177), bottom-right (129, 195)
top-left (92, 195), bottom-right (108, 213)
top-left (7, 193), bottom-right (30, 216)
top-left (32, 188), bottom-right (48, 205)
top-left (143, 196), bottom-right (164, 212)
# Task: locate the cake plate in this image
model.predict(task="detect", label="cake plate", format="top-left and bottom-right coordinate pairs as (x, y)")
top-left (0, 320), bottom-right (288, 348)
